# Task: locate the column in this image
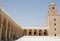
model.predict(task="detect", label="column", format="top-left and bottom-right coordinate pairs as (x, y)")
top-left (0, 15), bottom-right (3, 41)
top-left (5, 19), bottom-right (8, 41)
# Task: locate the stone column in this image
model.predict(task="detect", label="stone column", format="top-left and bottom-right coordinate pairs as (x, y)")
top-left (0, 15), bottom-right (1, 41)
top-left (0, 24), bottom-right (3, 41)
top-left (5, 20), bottom-right (8, 41)
top-left (7, 23), bottom-right (10, 41)
top-left (11, 29), bottom-right (13, 40)
top-left (7, 22), bottom-right (10, 41)
top-left (1, 16), bottom-right (3, 41)
top-left (10, 24), bottom-right (12, 40)
top-left (0, 15), bottom-right (1, 40)
top-left (11, 24), bottom-right (14, 40)
top-left (13, 27), bottom-right (15, 40)
top-left (31, 30), bottom-right (33, 36)
top-left (9, 28), bottom-right (11, 40)
top-left (15, 31), bottom-right (17, 40)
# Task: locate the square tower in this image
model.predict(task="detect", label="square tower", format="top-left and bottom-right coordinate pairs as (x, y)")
top-left (46, 3), bottom-right (60, 36)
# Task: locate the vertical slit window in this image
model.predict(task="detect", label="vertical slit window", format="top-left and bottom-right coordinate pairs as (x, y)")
top-left (54, 23), bottom-right (56, 26)
top-left (55, 34), bottom-right (56, 36)
top-left (54, 19), bottom-right (56, 21)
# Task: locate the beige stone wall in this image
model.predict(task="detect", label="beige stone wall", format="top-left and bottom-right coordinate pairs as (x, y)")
top-left (47, 16), bottom-right (60, 36)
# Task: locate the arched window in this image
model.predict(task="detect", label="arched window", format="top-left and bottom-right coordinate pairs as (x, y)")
top-left (23, 29), bottom-right (27, 36)
top-left (29, 29), bottom-right (32, 36)
top-left (52, 7), bottom-right (54, 9)
top-left (44, 30), bottom-right (48, 36)
top-left (39, 30), bottom-right (42, 36)
top-left (34, 29), bottom-right (37, 36)
top-left (54, 19), bottom-right (56, 21)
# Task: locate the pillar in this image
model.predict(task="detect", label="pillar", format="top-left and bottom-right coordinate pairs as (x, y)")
top-left (0, 14), bottom-right (3, 41)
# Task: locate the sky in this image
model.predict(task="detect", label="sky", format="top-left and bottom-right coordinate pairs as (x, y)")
top-left (1, 0), bottom-right (60, 27)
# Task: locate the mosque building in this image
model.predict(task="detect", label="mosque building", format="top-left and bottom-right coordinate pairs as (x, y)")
top-left (0, 2), bottom-right (60, 41)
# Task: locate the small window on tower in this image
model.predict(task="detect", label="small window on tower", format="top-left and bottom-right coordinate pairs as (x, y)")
top-left (55, 34), bottom-right (56, 36)
top-left (54, 19), bottom-right (56, 21)
top-left (52, 7), bottom-right (54, 9)
top-left (55, 28), bottom-right (56, 31)
top-left (54, 23), bottom-right (56, 25)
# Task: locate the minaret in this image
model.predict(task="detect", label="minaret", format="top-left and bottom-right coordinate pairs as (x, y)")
top-left (46, 2), bottom-right (60, 36)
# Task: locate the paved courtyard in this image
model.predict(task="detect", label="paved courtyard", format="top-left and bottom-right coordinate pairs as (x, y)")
top-left (16, 36), bottom-right (60, 41)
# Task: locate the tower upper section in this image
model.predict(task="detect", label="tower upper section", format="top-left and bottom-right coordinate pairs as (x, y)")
top-left (48, 3), bottom-right (58, 16)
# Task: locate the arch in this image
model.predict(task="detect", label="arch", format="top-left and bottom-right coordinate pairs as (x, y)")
top-left (34, 29), bottom-right (37, 36)
top-left (29, 29), bottom-right (32, 36)
top-left (44, 30), bottom-right (48, 36)
top-left (23, 29), bottom-right (27, 36)
top-left (1, 18), bottom-right (7, 40)
top-left (39, 30), bottom-right (42, 36)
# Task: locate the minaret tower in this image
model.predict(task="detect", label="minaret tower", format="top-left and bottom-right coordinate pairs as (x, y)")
top-left (46, 1), bottom-right (60, 36)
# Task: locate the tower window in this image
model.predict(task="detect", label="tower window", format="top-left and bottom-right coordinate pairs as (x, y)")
top-left (52, 7), bottom-right (54, 9)
top-left (54, 19), bottom-right (56, 21)
top-left (54, 23), bottom-right (56, 25)
top-left (55, 34), bottom-right (56, 36)
top-left (55, 28), bottom-right (56, 31)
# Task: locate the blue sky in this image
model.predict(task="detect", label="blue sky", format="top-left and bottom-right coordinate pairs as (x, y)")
top-left (1, 0), bottom-right (60, 27)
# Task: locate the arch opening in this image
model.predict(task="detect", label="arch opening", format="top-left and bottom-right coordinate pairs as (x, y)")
top-left (44, 30), bottom-right (48, 36)
top-left (23, 29), bottom-right (27, 36)
top-left (34, 29), bottom-right (37, 36)
top-left (29, 29), bottom-right (32, 36)
top-left (39, 30), bottom-right (42, 36)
